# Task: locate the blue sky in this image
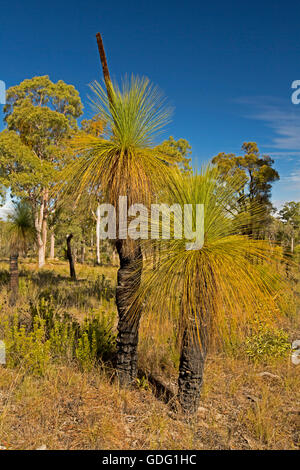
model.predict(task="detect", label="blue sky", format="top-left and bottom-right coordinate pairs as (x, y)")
top-left (0, 0), bottom-right (300, 209)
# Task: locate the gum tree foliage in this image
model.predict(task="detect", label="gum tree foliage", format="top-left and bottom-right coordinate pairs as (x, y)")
top-left (279, 201), bottom-right (300, 253)
top-left (156, 136), bottom-right (192, 174)
top-left (212, 142), bottom-right (279, 236)
top-left (0, 76), bottom-right (83, 267)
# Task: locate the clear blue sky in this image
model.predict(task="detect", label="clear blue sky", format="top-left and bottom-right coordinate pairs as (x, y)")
top-left (1, 0), bottom-right (300, 208)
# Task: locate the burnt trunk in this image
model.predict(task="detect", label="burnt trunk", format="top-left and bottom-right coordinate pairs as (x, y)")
top-left (115, 239), bottom-right (143, 386)
top-left (178, 317), bottom-right (208, 414)
top-left (9, 253), bottom-right (19, 306)
top-left (95, 33), bottom-right (143, 385)
top-left (66, 234), bottom-right (76, 280)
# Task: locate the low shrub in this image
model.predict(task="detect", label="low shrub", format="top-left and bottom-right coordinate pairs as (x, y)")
top-left (2, 315), bottom-right (51, 375)
top-left (245, 324), bottom-right (290, 363)
top-left (0, 294), bottom-right (117, 375)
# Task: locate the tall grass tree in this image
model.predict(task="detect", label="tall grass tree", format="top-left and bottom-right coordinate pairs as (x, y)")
top-left (129, 167), bottom-right (286, 413)
top-left (64, 36), bottom-right (176, 385)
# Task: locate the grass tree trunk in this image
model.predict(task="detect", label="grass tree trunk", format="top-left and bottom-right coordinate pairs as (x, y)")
top-left (9, 253), bottom-right (19, 306)
top-left (66, 234), bottom-right (76, 280)
top-left (115, 239), bottom-right (143, 386)
top-left (178, 314), bottom-right (208, 414)
top-left (95, 33), bottom-right (143, 385)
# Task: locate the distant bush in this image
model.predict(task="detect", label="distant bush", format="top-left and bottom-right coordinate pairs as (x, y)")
top-left (245, 325), bottom-right (290, 363)
top-left (29, 292), bottom-right (80, 340)
top-left (28, 273), bottom-right (115, 310)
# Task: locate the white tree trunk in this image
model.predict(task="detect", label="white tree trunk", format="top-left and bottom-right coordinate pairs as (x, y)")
top-left (38, 244), bottom-right (45, 268)
top-left (50, 232), bottom-right (55, 259)
top-left (35, 203), bottom-right (45, 268)
top-left (34, 191), bottom-right (48, 268)
top-left (96, 204), bottom-right (101, 265)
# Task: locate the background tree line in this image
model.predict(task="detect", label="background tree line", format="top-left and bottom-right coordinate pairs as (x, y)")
top-left (0, 76), bottom-right (299, 271)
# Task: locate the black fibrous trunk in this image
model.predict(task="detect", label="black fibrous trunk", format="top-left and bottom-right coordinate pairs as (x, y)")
top-left (66, 234), bottom-right (76, 280)
top-left (178, 314), bottom-right (208, 414)
top-left (115, 239), bottom-right (143, 386)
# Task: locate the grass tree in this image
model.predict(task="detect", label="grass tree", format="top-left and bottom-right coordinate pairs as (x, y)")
top-left (7, 201), bottom-right (35, 305)
top-left (65, 66), bottom-right (175, 384)
top-left (132, 167), bottom-right (285, 413)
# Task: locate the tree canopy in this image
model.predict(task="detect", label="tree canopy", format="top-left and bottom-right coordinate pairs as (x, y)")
top-left (0, 76), bottom-right (83, 266)
top-left (212, 142), bottom-right (279, 208)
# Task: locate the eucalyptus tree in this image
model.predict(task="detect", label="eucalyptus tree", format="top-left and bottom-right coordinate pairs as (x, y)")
top-left (212, 143), bottom-right (279, 237)
top-left (155, 136), bottom-right (192, 174)
top-left (0, 76), bottom-right (83, 267)
top-left (7, 201), bottom-right (35, 305)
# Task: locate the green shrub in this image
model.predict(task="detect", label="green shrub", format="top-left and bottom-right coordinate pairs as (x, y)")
top-left (0, 294), bottom-right (117, 374)
top-left (30, 293), bottom-right (80, 340)
top-left (3, 315), bottom-right (51, 375)
top-left (75, 331), bottom-right (97, 371)
top-left (49, 317), bottom-right (76, 361)
top-left (245, 325), bottom-right (290, 363)
top-left (81, 311), bottom-right (116, 363)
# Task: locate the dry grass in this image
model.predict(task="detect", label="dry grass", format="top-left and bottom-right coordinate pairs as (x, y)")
top-left (0, 260), bottom-right (299, 450)
top-left (0, 356), bottom-right (298, 450)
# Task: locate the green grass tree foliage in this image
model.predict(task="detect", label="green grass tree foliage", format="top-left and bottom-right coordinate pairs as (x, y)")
top-left (64, 67), bottom-right (183, 385)
top-left (6, 201), bottom-right (36, 305)
top-left (0, 76), bottom-right (83, 267)
top-left (128, 167), bottom-right (286, 414)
